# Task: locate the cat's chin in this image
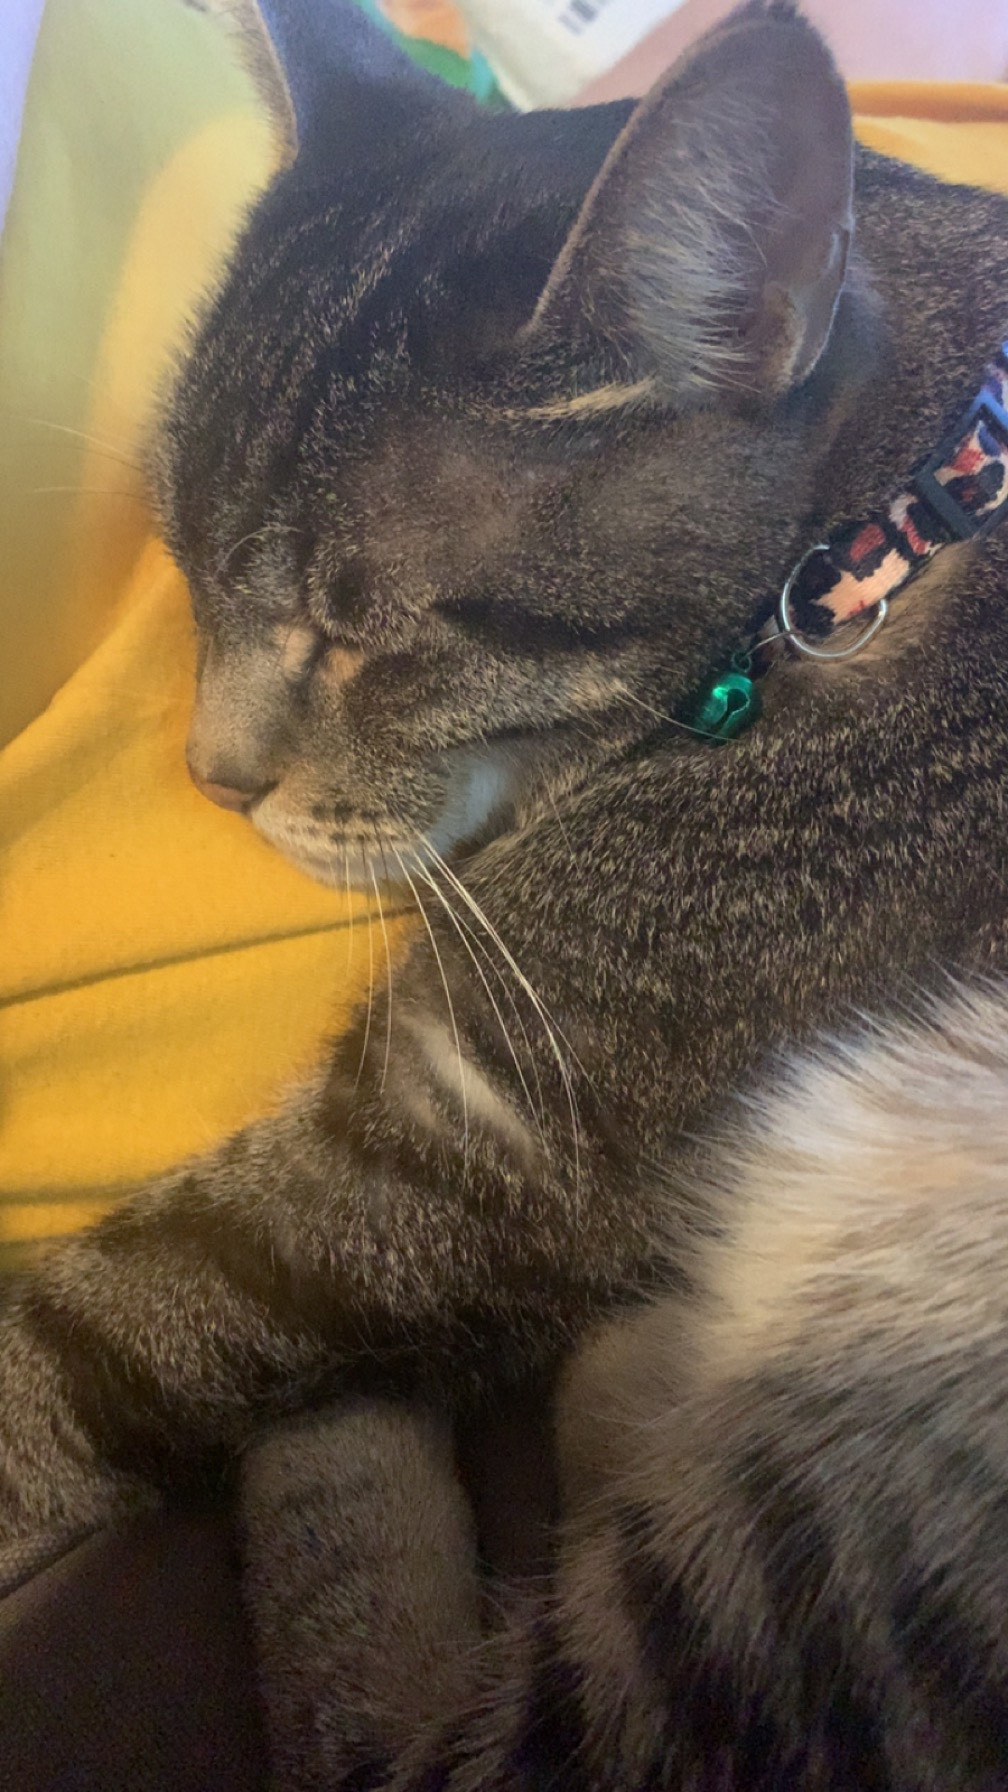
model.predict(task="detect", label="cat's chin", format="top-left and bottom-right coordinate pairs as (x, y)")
top-left (255, 827), bottom-right (494, 898)
top-left (252, 746), bottom-right (521, 894)
top-left (253, 826), bottom-right (417, 895)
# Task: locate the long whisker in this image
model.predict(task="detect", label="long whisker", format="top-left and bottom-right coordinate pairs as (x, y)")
top-left (386, 825), bottom-right (546, 1135)
top-left (21, 485), bottom-right (146, 502)
top-left (418, 840), bottom-right (582, 1199)
top-left (214, 521), bottom-right (304, 581)
top-left (354, 845), bottom-right (375, 1091)
top-left (370, 852), bottom-right (395, 1102)
top-left (544, 782), bottom-right (579, 875)
top-left (23, 416), bottom-right (144, 474)
top-left (612, 682), bottom-right (728, 745)
top-left (441, 897), bottom-right (550, 1137)
top-left (393, 847), bottom-right (471, 1188)
top-left (413, 860), bottom-right (547, 1153)
top-left (393, 839), bottom-right (550, 1139)
top-left (422, 839), bottom-right (587, 1078)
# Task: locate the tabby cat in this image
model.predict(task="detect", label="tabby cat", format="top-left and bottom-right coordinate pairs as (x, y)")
top-left (2, 0), bottom-right (1008, 1785)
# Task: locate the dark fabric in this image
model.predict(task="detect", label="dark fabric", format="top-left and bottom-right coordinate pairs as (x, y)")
top-left (0, 1507), bottom-right (267, 1791)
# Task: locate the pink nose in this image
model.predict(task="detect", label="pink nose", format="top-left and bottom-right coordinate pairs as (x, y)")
top-left (188, 767), bottom-right (256, 813)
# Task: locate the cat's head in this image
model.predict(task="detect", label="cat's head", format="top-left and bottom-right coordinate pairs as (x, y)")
top-left (155, 0), bottom-right (854, 890)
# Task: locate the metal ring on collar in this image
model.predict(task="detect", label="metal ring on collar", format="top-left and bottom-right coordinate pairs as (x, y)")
top-left (778, 544), bottom-right (889, 662)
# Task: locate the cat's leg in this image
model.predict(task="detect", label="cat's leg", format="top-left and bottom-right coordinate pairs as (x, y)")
top-left (378, 991), bottom-right (1008, 1791)
top-left (0, 899), bottom-right (647, 1594)
top-left (240, 1398), bottom-right (481, 1792)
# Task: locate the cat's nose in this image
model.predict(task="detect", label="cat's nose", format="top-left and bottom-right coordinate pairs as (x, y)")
top-left (187, 762), bottom-right (266, 813)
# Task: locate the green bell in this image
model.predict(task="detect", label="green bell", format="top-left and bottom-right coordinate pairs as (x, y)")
top-left (692, 667), bottom-right (762, 742)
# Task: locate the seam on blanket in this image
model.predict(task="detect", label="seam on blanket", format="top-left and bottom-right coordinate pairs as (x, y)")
top-left (0, 909), bottom-right (411, 1013)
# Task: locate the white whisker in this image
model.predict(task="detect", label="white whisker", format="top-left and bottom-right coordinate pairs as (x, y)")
top-left (370, 854), bottom-right (395, 1101)
top-left (544, 782), bottom-right (579, 875)
top-left (393, 847), bottom-right (471, 1188)
top-left (440, 897), bottom-right (550, 1135)
top-left (386, 805), bottom-right (548, 1134)
top-left (214, 521), bottom-right (303, 581)
top-left (423, 840), bottom-right (586, 1072)
top-left (354, 863), bottom-right (376, 1091)
top-left (613, 681), bottom-right (728, 745)
top-left (413, 860), bottom-right (547, 1153)
top-left (418, 840), bottom-right (582, 1201)
top-left (21, 485), bottom-right (145, 501)
top-left (23, 416), bottom-right (144, 473)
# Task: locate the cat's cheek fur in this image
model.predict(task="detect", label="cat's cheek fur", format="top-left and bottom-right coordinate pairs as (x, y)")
top-left (250, 742), bottom-right (524, 890)
top-left (421, 746), bottom-right (524, 870)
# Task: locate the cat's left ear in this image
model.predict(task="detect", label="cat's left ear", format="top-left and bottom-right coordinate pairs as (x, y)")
top-left (187, 0), bottom-right (450, 167)
top-left (528, 0), bottom-right (854, 401)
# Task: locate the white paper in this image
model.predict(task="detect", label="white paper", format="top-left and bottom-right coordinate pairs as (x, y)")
top-left (460, 0), bottom-right (686, 107)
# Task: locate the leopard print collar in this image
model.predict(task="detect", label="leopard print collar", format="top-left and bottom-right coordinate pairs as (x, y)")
top-left (693, 342), bottom-right (1008, 740)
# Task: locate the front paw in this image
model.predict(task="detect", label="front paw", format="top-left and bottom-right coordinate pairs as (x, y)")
top-left (0, 1302), bottom-right (154, 1596)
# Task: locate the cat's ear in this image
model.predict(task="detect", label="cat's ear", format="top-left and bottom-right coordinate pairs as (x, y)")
top-left (529, 0), bottom-right (853, 401)
top-left (188, 0), bottom-right (448, 167)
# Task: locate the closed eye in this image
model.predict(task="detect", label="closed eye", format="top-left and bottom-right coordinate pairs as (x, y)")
top-left (433, 594), bottom-right (649, 654)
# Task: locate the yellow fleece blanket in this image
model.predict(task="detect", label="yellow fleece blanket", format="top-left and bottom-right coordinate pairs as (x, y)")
top-left (2, 0), bottom-right (1008, 1266)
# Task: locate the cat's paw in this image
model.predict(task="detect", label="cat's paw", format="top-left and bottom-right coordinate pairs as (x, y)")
top-left (0, 1303), bottom-right (153, 1596)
